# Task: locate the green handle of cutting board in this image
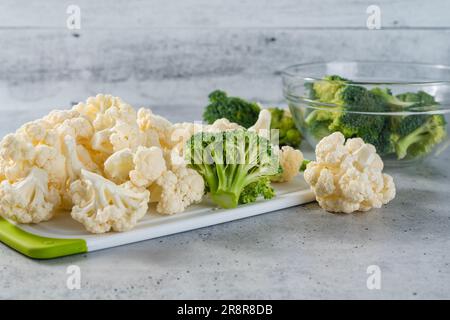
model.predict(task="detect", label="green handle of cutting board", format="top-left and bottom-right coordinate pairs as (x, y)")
top-left (0, 217), bottom-right (87, 259)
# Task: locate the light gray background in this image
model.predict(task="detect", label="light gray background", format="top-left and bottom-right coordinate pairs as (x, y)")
top-left (0, 0), bottom-right (449, 299)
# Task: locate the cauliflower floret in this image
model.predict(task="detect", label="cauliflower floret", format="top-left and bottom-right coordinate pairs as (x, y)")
top-left (109, 120), bottom-right (147, 152)
top-left (70, 170), bottom-right (150, 233)
top-left (62, 135), bottom-right (99, 181)
top-left (104, 148), bottom-right (134, 184)
top-left (129, 146), bottom-right (166, 188)
top-left (304, 132), bottom-right (396, 213)
top-left (248, 109), bottom-right (271, 139)
top-left (153, 166), bottom-right (204, 215)
top-left (43, 109), bottom-right (80, 127)
top-left (0, 167), bottom-right (60, 223)
top-left (137, 108), bottom-right (173, 148)
top-left (34, 144), bottom-right (67, 189)
top-left (0, 134), bottom-right (36, 181)
top-left (169, 122), bottom-right (204, 154)
top-left (206, 118), bottom-right (243, 133)
top-left (90, 129), bottom-right (114, 154)
top-left (272, 146), bottom-right (304, 183)
top-left (17, 120), bottom-right (51, 146)
top-left (72, 94), bottom-right (124, 124)
top-left (163, 148), bottom-right (186, 170)
top-left (56, 117), bottom-right (94, 145)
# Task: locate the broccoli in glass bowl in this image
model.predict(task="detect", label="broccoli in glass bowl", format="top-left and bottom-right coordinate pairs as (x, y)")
top-left (282, 61), bottom-right (450, 166)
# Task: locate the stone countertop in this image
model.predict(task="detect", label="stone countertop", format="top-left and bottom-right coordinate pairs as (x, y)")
top-left (1, 141), bottom-right (449, 299)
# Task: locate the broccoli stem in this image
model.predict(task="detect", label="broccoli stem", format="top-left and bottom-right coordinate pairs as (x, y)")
top-left (395, 125), bottom-right (430, 159)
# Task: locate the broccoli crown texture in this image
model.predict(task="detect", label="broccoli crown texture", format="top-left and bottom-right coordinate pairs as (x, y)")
top-left (394, 115), bottom-right (447, 159)
top-left (185, 129), bottom-right (279, 208)
top-left (268, 107), bottom-right (302, 147)
top-left (202, 90), bottom-right (261, 128)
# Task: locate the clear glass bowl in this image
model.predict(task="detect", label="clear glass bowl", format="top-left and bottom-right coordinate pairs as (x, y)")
top-left (282, 61), bottom-right (450, 166)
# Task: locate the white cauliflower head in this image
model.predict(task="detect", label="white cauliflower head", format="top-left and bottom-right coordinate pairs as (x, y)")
top-left (0, 167), bottom-right (60, 223)
top-left (137, 108), bottom-right (173, 148)
top-left (104, 148), bottom-right (135, 184)
top-left (304, 132), bottom-right (396, 213)
top-left (272, 146), bottom-right (304, 183)
top-left (153, 166), bottom-right (204, 215)
top-left (0, 133), bottom-right (36, 182)
top-left (70, 170), bottom-right (150, 233)
top-left (129, 146), bottom-right (166, 188)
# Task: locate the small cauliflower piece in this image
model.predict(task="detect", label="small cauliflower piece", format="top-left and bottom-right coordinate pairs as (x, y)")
top-left (248, 109), bottom-right (271, 139)
top-left (137, 108), bottom-right (173, 148)
top-left (62, 135), bottom-right (99, 181)
top-left (272, 146), bottom-right (304, 183)
top-left (109, 119), bottom-right (146, 152)
top-left (0, 167), bottom-right (60, 223)
top-left (153, 166), bottom-right (204, 215)
top-left (56, 116), bottom-right (94, 145)
top-left (34, 144), bottom-right (67, 189)
top-left (104, 148), bottom-right (134, 184)
top-left (129, 146), bottom-right (166, 188)
top-left (72, 94), bottom-right (125, 124)
top-left (70, 170), bottom-right (150, 233)
top-left (304, 132), bottom-right (396, 213)
top-left (0, 133), bottom-right (36, 182)
top-left (207, 118), bottom-right (243, 133)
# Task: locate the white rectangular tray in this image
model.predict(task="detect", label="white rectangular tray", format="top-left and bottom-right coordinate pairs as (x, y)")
top-left (0, 176), bottom-right (314, 259)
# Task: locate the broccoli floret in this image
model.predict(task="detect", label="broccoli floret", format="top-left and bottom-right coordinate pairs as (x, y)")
top-left (203, 90), bottom-right (302, 147)
top-left (305, 76), bottom-right (447, 160)
top-left (371, 87), bottom-right (417, 110)
top-left (307, 77), bottom-right (389, 150)
top-left (203, 90), bottom-right (261, 128)
top-left (185, 129), bottom-right (279, 208)
top-left (375, 90), bottom-right (446, 159)
top-left (268, 107), bottom-right (302, 147)
top-left (396, 91), bottom-right (437, 109)
top-left (239, 177), bottom-right (275, 204)
top-left (312, 75), bottom-right (348, 103)
top-left (394, 115), bottom-right (447, 159)
top-left (327, 85), bottom-right (389, 150)
top-left (304, 109), bottom-right (335, 140)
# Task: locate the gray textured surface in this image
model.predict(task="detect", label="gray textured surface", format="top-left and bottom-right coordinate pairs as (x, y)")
top-left (1, 0), bottom-right (450, 300)
top-left (1, 147), bottom-right (449, 299)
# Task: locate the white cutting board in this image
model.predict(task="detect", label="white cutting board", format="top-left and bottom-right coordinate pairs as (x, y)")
top-left (1, 176), bottom-right (315, 258)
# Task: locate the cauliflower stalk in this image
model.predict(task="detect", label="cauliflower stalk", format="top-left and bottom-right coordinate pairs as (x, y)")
top-left (70, 170), bottom-right (150, 233)
top-left (304, 132), bottom-right (396, 213)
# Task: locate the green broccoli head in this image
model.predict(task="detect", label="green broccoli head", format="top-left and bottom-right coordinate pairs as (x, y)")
top-left (202, 90), bottom-right (261, 128)
top-left (304, 109), bottom-right (336, 140)
top-left (268, 107), bottom-right (302, 147)
top-left (239, 177), bottom-right (275, 204)
top-left (307, 78), bottom-right (389, 151)
top-left (371, 87), bottom-right (417, 110)
top-left (185, 129), bottom-right (279, 208)
top-left (327, 85), bottom-right (389, 151)
top-left (396, 91), bottom-right (437, 109)
top-left (394, 114), bottom-right (447, 159)
top-left (312, 75), bottom-right (348, 103)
